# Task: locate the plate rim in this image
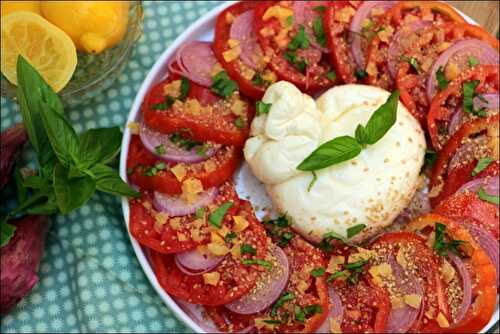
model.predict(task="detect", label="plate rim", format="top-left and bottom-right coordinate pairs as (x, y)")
top-left (119, 1), bottom-right (499, 333)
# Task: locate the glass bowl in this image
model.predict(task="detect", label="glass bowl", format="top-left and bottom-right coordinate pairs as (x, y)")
top-left (0, 1), bottom-right (143, 108)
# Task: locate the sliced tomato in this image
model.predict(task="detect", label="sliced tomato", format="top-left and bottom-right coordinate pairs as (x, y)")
top-left (429, 114), bottom-right (499, 207)
top-left (428, 65), bottom-right (499, 150)
top-left (323, 1), bottom-right (362, 84)
top-left (370, 232), bottom-right (450, 332)
top-left (434, 190), bottom-right (500, 240)
top-left (365, 1), bottom-right (466, 91)
top-left (406, 214), bottom-right (497, 333)
top-left (129, 181), bottom-right (239, 254)
top-left (142, 74), bottom-right (253, 147)
top-left (213, 1), bottom-right (272, 100)
top-left (150, 200), bottom-right (270, 305)
top-left (127, 135), bottom-right (241, 195)
top-left (254, 1), bottom-right (337, 93)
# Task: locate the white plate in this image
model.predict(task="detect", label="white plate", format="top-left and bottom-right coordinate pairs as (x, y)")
top-left (119, 2), bottom-right (499, 333)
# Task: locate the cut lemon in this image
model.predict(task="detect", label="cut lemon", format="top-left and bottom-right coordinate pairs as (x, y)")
top-left (1, 11), bottom-right (77, 92)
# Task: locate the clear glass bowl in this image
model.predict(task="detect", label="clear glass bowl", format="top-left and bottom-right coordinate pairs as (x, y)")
top-left (0, 1), bottom-right (143, 108)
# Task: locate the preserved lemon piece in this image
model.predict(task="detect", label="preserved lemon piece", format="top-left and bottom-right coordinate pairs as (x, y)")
top-left (41, 1), bottom-right (129, 54)
top-left (1, 12), bottom-right (77, 92)
top-left (1, 1), bottom-right (41, 17)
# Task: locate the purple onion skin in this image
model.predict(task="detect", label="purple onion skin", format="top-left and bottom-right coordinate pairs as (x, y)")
top-left (0, 124), bottom-right (27, 190)
top-left (0, 215), bottom-right (49, 314)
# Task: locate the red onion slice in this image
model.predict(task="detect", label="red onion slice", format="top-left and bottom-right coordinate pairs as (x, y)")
top-left (350, 1), bottom-right (395, 69)
top-left (139, 121), bottom-right (220, 163)
top-left (427, 40), bottom-right (499, 101)
top-left (448, 253), bottom-right (473, 324)
top-left (229, 10), bottom-right (263, 70)
top-left (153, 187), bottom-right (218, 217)
top-left (457, 176), bottom-right (499, 198)
top-left (168, 41), bottom-right (218, 87)
top-left (176, 249), bottom-right (225, 272)
top-left (474, 93), bottom-right (499, 111)
top-left (292, 1), bottom-right (330, 53)
top-left (225, 245), bottom-right (289, 314)
top-left (0, 124), bottom-right (27, 190)
top-left (316, 286), bottom-right (344, 333)
top-left (466, 224), bottom-right (499, 288)
top-left (174, 255), bottom-right (223, 276)
top-left (387, 20), bottom-right (433, 79)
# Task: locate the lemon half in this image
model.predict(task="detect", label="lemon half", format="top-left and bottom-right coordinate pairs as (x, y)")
top-left (1, 11), bottom-right (77, 92)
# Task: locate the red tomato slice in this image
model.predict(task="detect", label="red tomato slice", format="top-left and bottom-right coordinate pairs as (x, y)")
top-left (126, 135), bottom-right (241, 195)
top-left (370, 232), bottom-right (450, 332)
top-left (129, 181), bottom-right (239, 254)
top-left (150, 200), bottom-right (270, 305)
top-left (428, 65), bottom-right (499, 150)
top-left (142, 75), bottom-right (253, 147)
top-left (213, 1), bottom-right (272, 100)
top-left (254, 1), bottom-right (337, 93)
top-left (323, 1), bottom-right (362, 84)
top-left (406, 214), bottom-right (497, 333)
top-left (429, 114), bottom-right (499, 207)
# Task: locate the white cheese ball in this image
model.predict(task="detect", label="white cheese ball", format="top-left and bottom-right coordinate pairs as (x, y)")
top-left (244, 82), bottom-right (426, 243)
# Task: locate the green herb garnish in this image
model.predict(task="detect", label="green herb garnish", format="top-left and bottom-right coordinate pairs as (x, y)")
top-left (354, 69), bottom-right (368, 80)
top-left (252, 73), bottom-right (270, 87)
top-left (463, 80), bottom-right (487, 117)
top-left (208, 202), bottom-right (233, 228)
top-left (211, 70), bottom-right (238, 98)
top-left (169, 133), bottom-right (202, 151)
top-left (286, 15), bottom-right (294, 27)
top-left (283, 51), bottom-right (307, 73)
top-left (195, 207), bottom-right (205, 219)
top-left (436, 66), bottom-right (449, 91)
top-left (326, 70), bottom-right (337, 81)
top-left (311, 267), bottom-right (326, 277)
top-left (347, 224), bottom-right (366, 238)
top-left (288, 25), bottom-right (310, 50)
top-left (313, 17), bottom-right (327, 47)
top-left (327, 271), bottom-right (346, 282)
top-left (477, 187), bottom-right (499, 205)
top-left (401, 56), bottom-right (420, 73)
top-left (433, 223), bottom-right (465, 257)
top-left (307, 171), bottom-right (318, 192)
top-left (468, 56), bottom-right (479, 67)
top-left (224, 232), bottom-right (237, 243)
top-left (279, 231), bottom-right (294, 247)
top-left (242, 259), bottom-right (273, 269)
top-left (241, 243), bottom-right (257, 255)
top-left (271, 292), bottom-right (294, 316)
top-left (256, 101), bottom-right (272, 116)
top-left (472, 157), bottom-right (494, 176)
top-left (155, 144), bottom-right (166, 155)
top-left (234, 116), bottom-right (245, 128)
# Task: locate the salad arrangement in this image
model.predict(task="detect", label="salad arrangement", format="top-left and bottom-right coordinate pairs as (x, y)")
top-left (124, 1), bottom-right (499, 333)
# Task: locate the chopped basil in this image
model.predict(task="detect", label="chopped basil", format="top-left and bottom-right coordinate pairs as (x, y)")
top-left (252, 73), bottom-right (270, 87)
top-left (310, 267), bottom-right (326, 277)
top-left (425, 149), bottom-right (438, 168)
top-left (265, 214), bottom-right (289, 228)
top-left (327, 271), bottom-right (346, 282)
top-left (295, 304), bottom-right (323, 322)
top-left (179, 77), bottom-right (190, 100)
top-left (313, 5), bottom-right (327, 13)
top-left (344, 259), bottom-right (368, 270)
top-left (286, 15), bottom-right (294, 27)
top-left (143, 162), bottom-right (167, 176)
top-left (283, 51), bottom-right (307, 73)
top-left (288, 25), bottom-right (310, 50)
top-left (319, 231), bottom-right (346, 252)
top-left (262, 319), bottom-right (281, 325)
top-left (477, 187), bottom-right (499, 205)
top-left (211, 70), bottom-right (238, 98)
top-left (234, 116), bottom-right (245, 129)
top-left (347, 224), bottom-right (366, 238)
top-left (472, 157), bottom-right (494, 176)
top-left (208, 202), bottom-right (233, 228)
top-left (242, 258), bottom-right (273, 269)
top-left (400, 56), bottom-right (420, 73)
top-left (433, 223), bottom-right (465, 257)
top-left (354, 69), bottom-right (368, 80)
top-left (256, 101), bottom-right (272, 116)
top-left (307, 171), bottom-right (317, 192)
top-left (279, 231), bottom-right (294, 247)
top-left (152, 96), bottom-right (175, 110)
top-left (326, 70), bottom-right (337, 81)
top-left (463, 80), bottom-right (487, 117)
top-left (436, 66), bottom-right (449, 91)
top-left (152, 78), bottom-right (190, 109)
top-left (154, 144), bottom-right (166, 155)
top-left (313, 17), bottom-right (327, 47)
top-left (468, 56), bottom-right (479, 67)
top-left (195, 144), bottom-right (208, 157)
top-left (271, 292), bottom-right (295, 316)
top-left (241, 243), bottom-right (257, 255)
top-left (224, 231), bottom-right (237, 243)
top-left (195, 207), bottom-right (205, 219)
top-left (294, 306), bottom-right (305, 322)
top-left (344, 260), bottom-right (367, 285)
top-left (169, 133), bottom-right (202, 151)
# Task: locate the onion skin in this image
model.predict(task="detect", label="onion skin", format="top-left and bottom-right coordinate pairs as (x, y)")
top-left (448, 253), bottom-right (473, 324)
top-left (175, 249), bottom-right (224, 272)
top-left (316, 286), bottom-right (344, 333)
top-left (168, 41), bottom-right (218, 87)
top-left (153, 187), bottom-right (218, 217)
top-left (0, 124), bottom-right (27, 190)
top-left (229, 10), bottom-right (262, 70)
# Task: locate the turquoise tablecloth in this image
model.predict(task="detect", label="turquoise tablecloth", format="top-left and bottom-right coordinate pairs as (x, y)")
top-left (0, 1), bottom-right (222, 332)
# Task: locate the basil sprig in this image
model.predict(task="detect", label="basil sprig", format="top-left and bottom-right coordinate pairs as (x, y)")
top-left (1, 56), bottom-right (139, 246)
top-left (298, 91), bottom-right (399, 171)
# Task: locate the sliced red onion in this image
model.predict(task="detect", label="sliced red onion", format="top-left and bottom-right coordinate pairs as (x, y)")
top-left (153, 187), bottom-right (218, 217)
top-left (474, 93), bottom-right (499, 110)
top-left (0, 124), bottom-right (27, 190)
top-left (168, 41), bottom-right (218, 87)
top-left (229, 10), bottom-right (263, 70)
top-left (225, 245), bottom-right (289, 314)
top-left (292, 1), bottom-right (330, 53)
top-left (457, 176), bottom-right (499, 198)
top-left (316, 286), bottom-right (344, 333)
top-left (350, 1), bottom-right (395, 69)
top-left (387, 20), bottom-right (433, 79)
top-left (448, 253), bottom-right (472, 324)
top-left (176, 249), bottom-right (225, 272)
top-left (447, 107), bottom-right (464, 135)
top-left (139, 121), bottom-right (220, 163)
top-left (174, 255), bottom-right (223, 276)
top-left (427, 40), bottom-right (499, 101)
top-left (466, 224), bottom-right (499, 288)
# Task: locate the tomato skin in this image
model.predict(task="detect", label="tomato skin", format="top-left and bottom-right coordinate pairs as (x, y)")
top-left (406, 214), bottom-right (497, 333)
top-left (429, 114), bottom-right (499, 207)
top-left (142, 76), bottom-right (253, 147)
top-left (391, 1), bottom-right (466, 26)
top-left (127, 135), bottom-right (241, 195)
top-left (213, 1), bottom-right (267, 100)
top-left (428, 65), bottom-right (499, 150)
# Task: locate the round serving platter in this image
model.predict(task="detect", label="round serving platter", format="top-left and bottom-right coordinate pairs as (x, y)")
top-left (119, 2), bottom-right (499, 333)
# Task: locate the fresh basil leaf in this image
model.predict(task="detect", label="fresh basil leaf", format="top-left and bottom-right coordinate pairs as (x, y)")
top-left (433, 222), bottom-right (465, 257)
top-left (477, 187), bottom-right (499, 205)
top-left (256, 101), bottom-right (272, 116)
top-left (25, 193), bottom-right (58, 215)
top-left (436, 66), bottom-right (449, 91)
top-left (208, 202), bottom-right (233, 228)
top-left (79, 126), bottom-right (122, 167)
top-left (344, 259), bottom-right (368, 270)
top-left (279, 231), bottom-right (294, 247)
top-left (53, 163), bottom-right (96, 214)
top-left (224, 231), bottom-right (237, 243)
top-left (472, 157), bottom-right (494, 176)
top-left (283, 51), bottom-right (307, 73)
top-left (358, 90), bottom-right (399, 145)
top-left (327, 271), bottom-right (346, 282)
top-left (155, 144), bottom-right (166, 155)
top-left (304, 304), bottom-right (323, 316)
top-left (313, 17), bottom-right (327, 47)
top-left (90, 163), bottom-right (140, 198)
top-left (468, 56), bottom-right (479, 67)
top-left (354, 69), bottom-right (368, 80)
top-left (354, 124), bottom-right (369, 147)
top-left (0, 220), bottom-right (16, 247)
top-left (297, 136), bottom-right (362, 171)
top-left (286, 15), bottom-right (294, 27)
top-left (347, 224), bottom-right (366, 238)
top-left (23, 175), bottom-right (49, 189)
top-left (310, 267), bottom-right (326, 277)
top-left (251, 73), bottom-right (270, 87)
top-left (271, 292), bottom-right (294, 316)
top-left (241, 244), bottom-right (257, 255)
top-left (288, 25), bottom-right (309, 50)
top-left (211, 71), bottom-right (238, 98)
